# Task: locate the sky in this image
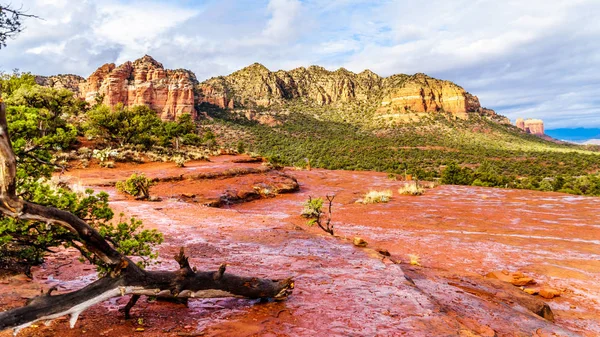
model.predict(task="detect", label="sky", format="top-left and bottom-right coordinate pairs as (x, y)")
top-left (2, 0), bottom-right (599, 129)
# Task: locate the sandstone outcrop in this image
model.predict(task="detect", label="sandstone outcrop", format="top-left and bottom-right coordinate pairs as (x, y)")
top-left (35, 74), bottom-right (85, 95)
top-left (516, 118), bottom-right (544, 135)
top-left (539, 288), bottom-right (561, 299)
top-left (198, 63), bottom-right (503, 120)
top-left (78, 55), bottom-right (197, 121)
top-left (486, 270), bottom-right (536, 286)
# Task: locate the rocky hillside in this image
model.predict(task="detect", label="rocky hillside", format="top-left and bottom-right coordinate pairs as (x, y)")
top-left (39, 55), bottom-right (509, 123)
top-left (35, 74), bottom-right (85, 95)
top-left (199, 63), bottom-right (507, 122)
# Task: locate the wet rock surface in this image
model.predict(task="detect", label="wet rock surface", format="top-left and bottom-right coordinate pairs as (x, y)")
top-left (1, 157), bottom-right (598, 336)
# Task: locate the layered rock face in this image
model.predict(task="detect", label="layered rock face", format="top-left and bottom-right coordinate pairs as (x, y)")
top-left (516, 118), bottom-right (544, 135)
top-left (198, 63), bottom-right (383, 108)
top-left (380, 74), bottom-right (486, 119)
top-left (78, 55), bottom-right (197, 120)
top-left (198, 64), bottom-right (501, 120)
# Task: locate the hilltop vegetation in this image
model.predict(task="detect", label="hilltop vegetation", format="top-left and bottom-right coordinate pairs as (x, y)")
top-left (203, 101), bottom-right (600, 196)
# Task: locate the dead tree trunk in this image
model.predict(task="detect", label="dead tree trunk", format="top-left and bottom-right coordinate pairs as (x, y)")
top-left (0, 102), bottom-right (294, 334)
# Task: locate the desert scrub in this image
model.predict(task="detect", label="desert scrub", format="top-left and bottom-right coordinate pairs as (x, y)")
top-left (77, 146), bottom-right (92, 159)
top-left (115, 149), bottom-right (144, 163)
top-left (408, 254), bottom-right (421, 266)
top-left (301, 195), bottom-right (335, 235)
top-left (92, 148), bottom-right (118, 163)
top-left (99, 160), bottom-right (115, 168)
top-left (398, 182), bottom-right (424, 196)
top-left (116, 173), bottom-right (153, 200)
top-left (358, 190), bottom-right (392, 204)
top-left (174, 156), bottom-right (187, 167)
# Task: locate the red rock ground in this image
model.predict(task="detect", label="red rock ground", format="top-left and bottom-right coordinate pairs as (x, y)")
top-left (1, 156), bottom-right (598, 336)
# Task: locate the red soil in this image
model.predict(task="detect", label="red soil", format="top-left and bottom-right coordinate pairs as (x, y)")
top-left (1, 156), bottom-right (599, 336)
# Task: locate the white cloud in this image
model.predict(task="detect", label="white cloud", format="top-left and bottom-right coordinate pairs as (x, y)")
top-left (263, 0), bottom-right (303, 41)
top-left (319, 39), bottom-right (360, 54)
top-left (92, 1), bottom-right (198, 62)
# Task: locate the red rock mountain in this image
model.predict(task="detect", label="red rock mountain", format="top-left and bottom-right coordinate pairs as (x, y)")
top-left (516, 118), bottom-right (545, 135)
top-left (41, 55), bottom-right (507, 123)
top-left (199, 63), bottom-right (507, 122)
top-left (79, 55), bottom-right (197, 120)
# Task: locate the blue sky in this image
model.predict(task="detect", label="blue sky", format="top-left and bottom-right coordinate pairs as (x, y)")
top-left (2, 0), bottom-right (599, 129)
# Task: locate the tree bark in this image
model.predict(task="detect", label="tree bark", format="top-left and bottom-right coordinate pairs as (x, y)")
top-left (0, 102), bottom-right (294, 334)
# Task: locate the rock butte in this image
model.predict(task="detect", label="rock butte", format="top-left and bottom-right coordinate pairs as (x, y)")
top-left (516, 117), bottom-right (545, 136)
top-left (38, 55), bottom-right (509, 123)
top-left (37, 56), bottom-right (197, 121)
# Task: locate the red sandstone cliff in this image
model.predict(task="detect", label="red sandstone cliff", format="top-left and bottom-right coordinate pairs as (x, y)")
top-left (78, 55), bottom-right (197, 121)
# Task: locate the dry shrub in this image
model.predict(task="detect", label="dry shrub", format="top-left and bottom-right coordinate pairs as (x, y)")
top-left (398, 182), bottom-right (424, 196)
top-left (359, 190), bottom-right (393, 204)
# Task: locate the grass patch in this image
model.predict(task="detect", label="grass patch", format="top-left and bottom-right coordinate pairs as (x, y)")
top-left (398, 182), bottom-right (424, 196)
top-left (358, 190), bottom-right (393, 204)
top-left (408, 254), bottom-right (421, 266)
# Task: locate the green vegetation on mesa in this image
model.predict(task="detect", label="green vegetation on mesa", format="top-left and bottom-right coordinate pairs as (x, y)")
top-left (203, 100), bottom-right (600, 196)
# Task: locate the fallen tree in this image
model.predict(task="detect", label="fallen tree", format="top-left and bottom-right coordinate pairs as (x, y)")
top-left (0, 101), bottom-right (294, 334)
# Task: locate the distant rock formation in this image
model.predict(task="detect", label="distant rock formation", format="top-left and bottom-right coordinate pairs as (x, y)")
top-left (39, 55), bottom-right (508, 123)
top-left (35, 74), bottom-right (85, 95)
top-left (78, 55), bottom-right (197, 121)
top-left (516, 118), bottom-right (544, 135)
top-left (199, 64), bottom-right (506, 121)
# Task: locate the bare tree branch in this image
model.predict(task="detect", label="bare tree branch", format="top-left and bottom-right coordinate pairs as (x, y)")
top-left (0, 3), bottom-right (41, 49)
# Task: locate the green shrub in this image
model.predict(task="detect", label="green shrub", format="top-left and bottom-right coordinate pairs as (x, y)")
top-left (301, 196), bottom-right (335, 235)
top-left (301, 197), bottom-right (324, 219)
top-left (182, 133), bottom-right (202, 146)
top-left (116, 173), bottom-right (153, 199)
top-left (441, 163), bottom-right (474, 185)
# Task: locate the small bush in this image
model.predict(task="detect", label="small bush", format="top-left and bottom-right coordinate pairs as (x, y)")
top-left (174, 156), bottom-right (187, 167)
top-left (100, 160), bottom-right (115, 168)
top-left (441, 163), bottom-right (474, 185)
top-left (301, 197), bottom-right (324, 219)
top-left (116, 173), bottom-right (153, 200)
top-left (408, 254), bottom-right (421, 266)
top-left (77, 146), bottom-right (92, 158)
top-left (398, 182), bottom-right (424, 196)
top-left (359, 190), bottom-right (392, 204)
top-left (301, 195), bottom-right (335, 235)
top-left (92, 148), bottom-right (118, 163)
